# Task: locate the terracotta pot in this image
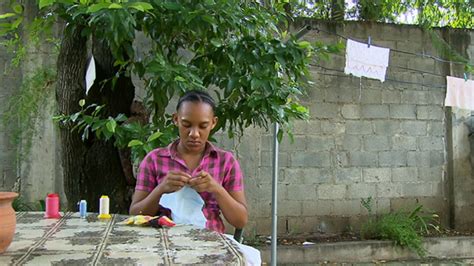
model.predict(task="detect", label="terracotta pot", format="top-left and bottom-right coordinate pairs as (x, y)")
top-left (0, 192), bottom-right (18, 254)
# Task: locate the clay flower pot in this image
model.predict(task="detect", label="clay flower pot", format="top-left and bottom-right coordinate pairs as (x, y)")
top-left (0, 192), bottom-right (18, 253)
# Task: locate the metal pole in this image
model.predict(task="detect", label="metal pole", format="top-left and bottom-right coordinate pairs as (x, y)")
top-left (271, 122), bottom-right (279, 266)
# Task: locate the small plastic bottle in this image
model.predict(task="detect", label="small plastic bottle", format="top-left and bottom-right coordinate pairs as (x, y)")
top-left (78, 200), bottom-right (87, 218)
top-left (97, 195), bottom-right (111, 219)
top-left (44, 193), bottom-right (61, 219)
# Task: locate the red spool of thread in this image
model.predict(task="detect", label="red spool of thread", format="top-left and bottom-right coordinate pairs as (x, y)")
top-left (44, 193), bottom-right (61, 219)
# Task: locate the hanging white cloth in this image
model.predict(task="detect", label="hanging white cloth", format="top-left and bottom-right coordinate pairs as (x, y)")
top-left (344, 39), bottom-right (390, 82)
top-left (445, 76), bottom-right (474, 110)
top-left (85, 56), bottom-right (96, 95)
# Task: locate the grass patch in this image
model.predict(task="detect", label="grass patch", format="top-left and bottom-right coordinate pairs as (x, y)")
top-left (360, 197), bottom-right (439, 257)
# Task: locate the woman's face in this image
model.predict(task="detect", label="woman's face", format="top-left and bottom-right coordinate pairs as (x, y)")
top-left (173, 101), bottom-right (217, 154)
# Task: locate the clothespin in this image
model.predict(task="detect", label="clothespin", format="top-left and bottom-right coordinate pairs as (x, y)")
top-left (367, 36), bottom-right (371, 48)
top-left (464, 73), bottom-right (468, 82)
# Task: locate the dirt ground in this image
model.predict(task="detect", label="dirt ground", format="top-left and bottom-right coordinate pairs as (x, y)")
top-left (245, 228), bottom-right (474, 247)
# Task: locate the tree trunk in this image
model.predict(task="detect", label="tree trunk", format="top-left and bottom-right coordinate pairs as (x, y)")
top-left (56, 26), bottom-right (135, 214)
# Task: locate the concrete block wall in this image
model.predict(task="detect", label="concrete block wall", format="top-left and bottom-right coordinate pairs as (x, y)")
top-left (216, 21), bottom-right (474, 236)
top-left (0, 2), bottom-right (20, 191)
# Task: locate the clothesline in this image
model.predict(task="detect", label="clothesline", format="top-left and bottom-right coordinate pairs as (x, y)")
top-left (310, 63), bottom-right (448, 89)
top-left (311, 26), bottom-right (471, 67)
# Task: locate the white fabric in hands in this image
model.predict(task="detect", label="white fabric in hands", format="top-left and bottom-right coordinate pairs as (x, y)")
top-left (344, 39), bottom-right (390, 82)
top-left (445, 76), bottom-right (474, 110)
top-left (159, 185), bottom-right (207, 228)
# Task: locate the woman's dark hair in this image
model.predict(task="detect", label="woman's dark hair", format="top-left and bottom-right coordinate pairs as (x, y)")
top-left (176, 90), bottom-right (216, 113)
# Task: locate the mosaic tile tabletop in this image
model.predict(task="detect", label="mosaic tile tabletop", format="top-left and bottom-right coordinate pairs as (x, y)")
top-left (1, 212), bottom-right (244, 265)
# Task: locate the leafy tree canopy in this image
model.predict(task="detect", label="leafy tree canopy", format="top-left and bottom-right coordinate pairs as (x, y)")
top-left (1, 0), bottom-right (344, 165)
top-left (290, 0), bottom-right (473, 29)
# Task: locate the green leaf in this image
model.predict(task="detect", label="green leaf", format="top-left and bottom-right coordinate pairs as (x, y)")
top-left (128, 139), bottom-right (144, 147)
top-left (277, 129), bottom-right (283, 143)
top-left (108, 3), bottom-right (123, 9)
top-left (297, 41), bottom-right (311, 49)
top-left (210, 38), bottom-right (222, 47)
top-left (128, 2), bottom-right (153, 12)
top-left (12, 4), bottom-right (23, 14)
top-left (87, 3), bottom-right (110, 13)
top-left (11, 17), bottom-right (23, 29)
top-left (79, 99), bottom-right (85, 107)
top-left (0, 13), bottom-right (15, 20)
top-left (201, 15), bottom-right (216, 24)
top-left (163, 2), bottom-right (181, 10)
top-left (106, 119), bottom-right (117, 133)
top-left (174, 76), bottom-right (185, 82)
top-left (39, 0), bottom-right (54, 9)
top-left (147, 131), bottom-right (163, 142)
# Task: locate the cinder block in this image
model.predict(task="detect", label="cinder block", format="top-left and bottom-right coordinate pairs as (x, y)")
top-left (333, 151), bottom-right (349, 167)
top-left (332, 199), bottom-right (362, 216)
top-left (376, 183), bottom-right (402, 198)
top-left (375, 198), bottom-right (391, 214)
top-left (260, 151), bottom-right (289, 167)
top-left (429, 151), bottom-right (445, 167)
top-left (407, 151), bottom-right (431, 167)
top-left (391, 167), bottom-right (418, 182)
top-left (401, 121), bottom-right (427, 136)
top-left (335, 167), bottom-right (362, 183)
top-left (325, 86), bottom-right (356, 103)
top-left (402, 182), bottom-right (434, 197)
top-left (363, 135), bottom-right (390, 151)
top-left (341, 104), bottom-right (360, 119)
top-left (286, 184), bottom-right (317, 201)
top-left (392, 136), bottom-right (417, 150)
top-left (417, 106), bottom-right (444, 120)
top-left (321, 121), bottom-right (345, 135)
top-left (257, 167), bottom-right (286, 184)
top-left (379, 151), bottom-right (407, 167)
top-left (418, 136), bottom-right (444, 151)
top-left (390, 198), bottom-right (419, 211)
top-left (361, 105), bottom-right (390, 119)
top-left (382, 90), bottom-right (401, 104)
top-left (346, 183), bottom-right (376, 199)
top-left (279, 200), bottom-right (303, 216)
top-left (407, 58), bottom-right (435, 74)
top-left (359, 89), bottom-right (382, 104)
top-left (317, 184), bottom-right (347, 199)
top-left (284, 168), bottom-right (333, 184)
top-left (418, 166), bottom-right (443, 182)
top-left (303, 199), bottom-right (334, 216)
top-left (373, 120), bottom-right (401, 135)
top-left (292, 120), bottom-right (321, 135)
top-left (348, 151), bottom-right (378, 167)
top-left (306, 136), bottom-right (335, 152)
top-left (306, 87), bottom-right (325, 103)
top-left (341, 135), bottom-right (362, 151)
top-left (279, 135), bottom-right (307, 151)
top-left (345, 121), bottom-right (373, 135)
top-left (310, 102), bottom-right (340, 119)
top-left (389, 104), bottom-right (417, 119)
top-left (290, 152), bottom-right (331, 167)
top-left (362, 168), bottom-right (391, 183)
top-left (427, 121), bottom-right (445, 136)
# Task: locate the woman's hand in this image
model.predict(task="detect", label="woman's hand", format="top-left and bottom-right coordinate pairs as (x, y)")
top-left (158, 170), bottom-right (191, 194)
top-left (188, 171), bottom-right (220, 193)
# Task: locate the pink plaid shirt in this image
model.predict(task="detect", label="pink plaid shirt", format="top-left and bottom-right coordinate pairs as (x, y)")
top-left (135, 140), bottom-right (244, 233)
